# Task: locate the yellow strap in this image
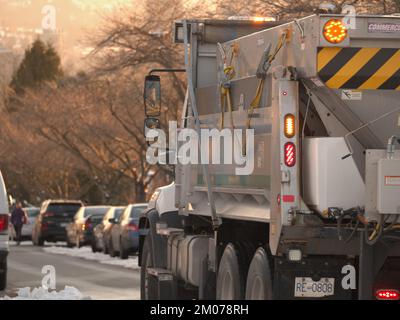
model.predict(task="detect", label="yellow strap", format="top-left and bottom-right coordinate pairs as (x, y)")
top-left (220, 87), bottom-right (226, 128)
top-left (246, 79), bottom-right (265, 129)
top-left (224, 66), bottom-right (235, 79)
top-left (220, 86), bottom-right (235, 130)
top-left (220, 54), bottom-right (236, 129)
top-left (226, 89), bottom-right (234, 129)
top-left (246, 32), bottom-right (288, 130)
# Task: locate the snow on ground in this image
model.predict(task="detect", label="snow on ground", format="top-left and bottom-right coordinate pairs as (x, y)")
top-left (9, 241), bottom-right (34, 246)
top-left (9, 241), bottom-right (67, 247)
top-left (43, 246), bottom-right (140, 270)
top-left (1, 286), bottom-right (91, 300)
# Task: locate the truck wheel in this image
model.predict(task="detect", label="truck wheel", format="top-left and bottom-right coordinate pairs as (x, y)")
top-left (0, 260), bottom-right (7, 291)
top-left (245, 248), bottom-right (273, 300)
top-left (216, 243), bottom-right (246, 300)
top-left (140, 235), bottom-right (158, 300)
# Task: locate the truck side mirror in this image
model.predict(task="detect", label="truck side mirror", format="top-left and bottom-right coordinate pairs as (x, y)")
top-left (144, 117), bottom-right (160, 130)
top-left (144, 75), bottom-right (161, 117)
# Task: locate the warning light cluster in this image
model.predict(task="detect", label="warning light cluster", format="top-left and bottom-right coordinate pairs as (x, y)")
top-left (323, 19), bottom-right (348, 44)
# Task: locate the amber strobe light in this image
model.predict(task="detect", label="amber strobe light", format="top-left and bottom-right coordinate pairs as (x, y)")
top-left (284, 114), bottom-right (295, 138)
top-left (323, 19), bottom-right (348, 44)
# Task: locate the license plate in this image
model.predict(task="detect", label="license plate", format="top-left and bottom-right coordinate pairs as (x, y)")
top-left (60, 223), bottom-right (69, 227)
top-left (294, 277), bottom-right (335, 298)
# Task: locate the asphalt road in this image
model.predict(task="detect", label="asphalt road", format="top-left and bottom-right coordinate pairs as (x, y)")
top-left (0, 243), bottom-right (141, 300)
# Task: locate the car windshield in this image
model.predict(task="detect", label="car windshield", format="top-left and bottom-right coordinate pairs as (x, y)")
top-left (130, 205), bottom-right (147, 218)
top-left (114, 208), bottom-right (124, 220)
top-left (25, 208), bottom-right (39, 217)
top-left (90, 214), bottom-right (105, 224)
top-left (47, 203), bottom-right (82, 217)
top-left (84, 207), bottom-right (110, 218)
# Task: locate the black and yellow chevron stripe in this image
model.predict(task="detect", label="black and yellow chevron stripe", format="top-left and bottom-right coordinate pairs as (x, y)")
top-left (317, 47), bottom-right (400, 90)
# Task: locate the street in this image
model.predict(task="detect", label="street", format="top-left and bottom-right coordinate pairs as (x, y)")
top-left (0, 243), bottom-right (141, 300)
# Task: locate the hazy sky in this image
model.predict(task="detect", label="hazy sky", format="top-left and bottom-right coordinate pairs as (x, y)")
top-left (0, 0), bottom-right (134, 46)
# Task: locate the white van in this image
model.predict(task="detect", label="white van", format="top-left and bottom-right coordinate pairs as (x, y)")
top-left (0, 170), bottom-right (9, 290)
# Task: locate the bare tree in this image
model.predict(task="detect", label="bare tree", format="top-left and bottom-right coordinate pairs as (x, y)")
top-left (214, 0), bottom-right (399, 19)
top-left (5, 73), bottom-right (168, 203)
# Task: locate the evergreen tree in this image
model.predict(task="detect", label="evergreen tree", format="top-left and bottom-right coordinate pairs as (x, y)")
top-left (11, 39), bottom-right (62, 92)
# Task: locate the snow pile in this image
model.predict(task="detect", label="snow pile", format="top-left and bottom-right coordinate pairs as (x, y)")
top-left (43, 246), bottom-right (140, 270)
top-left (1, 286), bottom-right (91, 300)
top-left (9, 241), bottom-right (33, 246)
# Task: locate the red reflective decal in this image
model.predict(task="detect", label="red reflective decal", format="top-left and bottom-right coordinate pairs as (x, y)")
top-left (282, 195), bottom-right (295, 203)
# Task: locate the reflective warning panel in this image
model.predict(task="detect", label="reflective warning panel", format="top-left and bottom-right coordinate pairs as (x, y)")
top-left (317, 47), bottom-right (400, 90)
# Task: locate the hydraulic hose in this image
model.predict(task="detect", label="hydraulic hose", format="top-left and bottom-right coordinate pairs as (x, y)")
top-left (364, 215), bottom-right (384, 246)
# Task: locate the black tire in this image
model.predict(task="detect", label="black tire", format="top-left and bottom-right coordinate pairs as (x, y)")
top-left (109, 240), bottom-right (117, 258)
top-left (216, 243), bottom-right (246, 300)
top-left (119, 238), bottom-right (129, 260)
top-left (32, 232), bottom-right (37, 246)
top-left (37, 236), bottom-right (45, 247)
top-left (0, 260), bottom-right (7, 291)
top-left (245, 248), bottom-right (273, 300)
top-left (140, 235), bottom-right (157, 300)
top-left (66, 238), bottom-right (74, 248)
top-left (103, 240), bottom-right (109, 254)
top-left (76, 235), bottom-right (81, 249)
top-left (91, 240), bottom-right (98, 253)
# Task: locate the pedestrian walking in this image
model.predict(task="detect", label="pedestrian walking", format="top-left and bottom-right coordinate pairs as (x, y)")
top-left (11, 202), bottom-right (27, 245)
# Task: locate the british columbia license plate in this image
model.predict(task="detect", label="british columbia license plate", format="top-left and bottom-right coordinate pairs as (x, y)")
top-left (294, 277), bottom-right (335, 298)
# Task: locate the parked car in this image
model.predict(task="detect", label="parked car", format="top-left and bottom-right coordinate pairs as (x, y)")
top-left (94, 206), bottom-right (125, 254)
top-left (0, 171), bottom-right (9, 290)
top-left (109, 203), bottom-right (148, 259)
top-left (21, 207), bottom-right (39, 240)
top-left (32, 200), bottom-right (83, 246)
top-left (66, 206), bottom-right (110, 248)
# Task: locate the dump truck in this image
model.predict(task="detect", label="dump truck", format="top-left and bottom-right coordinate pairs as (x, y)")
top-left (139, 9), bottom-right (400, 300)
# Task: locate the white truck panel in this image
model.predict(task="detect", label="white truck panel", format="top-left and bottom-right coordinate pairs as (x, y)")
top-left (377, 159), bottom-right (400, 214)
top-left (303, 137), bottom-right (365, 213)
